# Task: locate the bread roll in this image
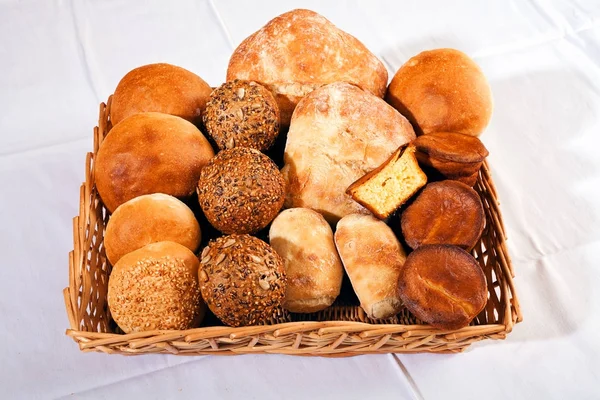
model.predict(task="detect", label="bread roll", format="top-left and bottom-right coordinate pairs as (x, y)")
top-left (199, 235), bottom-right (286, 327)
top-left (227, 9), bottom-right (388, 126)
top-left (203, 80), bottom-right (280, 151)
top-left (401, 181), bottom-right (485, 250)
top-left (386, 48), bottom-right (493, 136)
top-left (96, 112), bottom-right (214, 212)
top-left (197, 147), bottom-right (285, 234)
top-left (269, 208), bottom-right (343, 313)
top-left (334, 214), bottom-right (406, 319)
top-left (282, 82), bottom-right (416, 223)
top-left (104, 194), bottom-right (201, 265)
top-left (107, 241), bottom-right (204, 333)
top-left (398, 244), bottom-right (487, 330)
top-left (346, 145), bottom-right (427, 219)
top-left (111, 63), bottom-right (212, 126)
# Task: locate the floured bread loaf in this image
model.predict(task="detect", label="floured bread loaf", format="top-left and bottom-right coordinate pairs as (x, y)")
top-left (227, 9), bottom-right (388, 126)
top-left (281, 82), bottom-right (416, 223)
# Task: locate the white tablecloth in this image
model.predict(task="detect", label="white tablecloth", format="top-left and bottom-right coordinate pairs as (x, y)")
top-left (1, 0), bottom-right (599, 399)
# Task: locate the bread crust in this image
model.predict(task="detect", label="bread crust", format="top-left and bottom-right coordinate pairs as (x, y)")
top-left (227, 9), bottom-right (388, 126)
top-left (398, 244), bottom-right (487, 330)
top-left (111, 63), bottom-right (212, 126)
top-left (386, 49), bottom-right (492, 137)
top-left (282, 82), bottom-right (416, 223)
top-left (269, 208), bottom-right (343, 313)
top-left (401, 181), bottom-right (485, 250)
top-left (334, 214), bottom-right (406, 319)
top-left (104, 193), bottom-right (201, 265)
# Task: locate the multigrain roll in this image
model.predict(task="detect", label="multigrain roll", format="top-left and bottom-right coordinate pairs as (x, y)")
top-left (398, 244), bottom-right (487, 330)
top-left (198, 235), bottom-right (286, 327)
top-left (386, 48), bottom-right (493, 137)
top-left (104, 194), bottom-right (201, 265)
top-left (401, 180), bottom-right (485, 251)
top-left (269, 208), bottom-right (343, 313)
top-left (107, 241), bottom-right (204, 333)
top-left (227, 9), bottom-right (388, 126)
top-left (197, 147), bottom-right (285, 234)
top-left (203, 80), bottom-right (280, 151)
top-left (111, 63), bottom-right (212, 126)
top-left (95, 112), bottom-right (214, 212)
top-left (335, 214), bottom-right (407, 319)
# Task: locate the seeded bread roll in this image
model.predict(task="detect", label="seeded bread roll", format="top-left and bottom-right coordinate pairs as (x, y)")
top-left (197, 147), bottom-right (285, 234)
top-left (203, 80), bottom-right (280, 151)
top-left (227, 9), bottom-right (388, 126)
top-left (398, 244), bottom-right (487, 330)
top-left (104, 194), bottom-right (201, 265)
top-left (198, 235), bottom-right (286, 327)
top-left (107, 241), bottom-right (205, 333)
top-left (269, 208), bottom-right (343, 313)
top-left (111, 63), bottom-right (212, 126)
top-left (334, 214), bottom-right (407, 319)
top-left (386, 49), bottom-right (493, 136)
top-left (96, 112), bottom-right (215, 212)
top-left (401, 181), bottom-right (485, 250)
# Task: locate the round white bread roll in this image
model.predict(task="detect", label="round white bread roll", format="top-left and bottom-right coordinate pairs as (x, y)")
top-left (269, 208), bottom-right (343, 313)
top-left (107, 241), bottom-right (205, 333)
top-left (104, 193), bottom-right (201, 265)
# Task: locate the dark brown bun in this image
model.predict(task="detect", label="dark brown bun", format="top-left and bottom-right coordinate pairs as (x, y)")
top-left (398, 244), bottom-right (487, 330)
top-left (386, 49), bottom-right (492, 137)
top-left (197, 147), bottom-right (285, 234)
top-left (96, 112), bottom-right (214, 212)
top-left (401, 180), bottom-right (485, 250)
top-left (111, 63), bottom-right (212, 126)
top-left (203, 80), bottom-right (280, 151)
top-left (104, 193), bottom-right (201, 265)
top-left (107, 241), bottom-right (205, 333)
top-left (198, 235), bottom-right (286, 327)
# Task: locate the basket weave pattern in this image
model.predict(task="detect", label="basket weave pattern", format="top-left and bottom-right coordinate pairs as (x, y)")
top-left (63, 98), bottom-right (522, 356)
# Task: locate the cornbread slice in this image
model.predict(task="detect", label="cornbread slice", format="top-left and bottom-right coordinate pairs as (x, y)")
top-left (346, 145), bottom-right (427, 219)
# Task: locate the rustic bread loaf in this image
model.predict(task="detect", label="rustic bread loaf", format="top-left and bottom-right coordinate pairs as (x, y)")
top-left (227, 9), bottom-right (388, 126)
top-left (282, 82), bottom-right (416, 223)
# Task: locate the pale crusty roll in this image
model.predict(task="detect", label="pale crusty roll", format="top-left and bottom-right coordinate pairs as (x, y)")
top-left (282, 82), bottom-right (416, 223)
top-left (227, 9), bottom-right (388, 126)
top-left (334, 214), bottom-right (407, 319)
top-left (104, 193), bottom-right (201, 265)
top-left (269, 208), bottom-right (343, 313)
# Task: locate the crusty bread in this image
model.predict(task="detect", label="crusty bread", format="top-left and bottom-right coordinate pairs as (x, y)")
top-left (104, 194), bottom-right (201, 265)
top-left (269, 208), bottom-right (343, 313)
top-left (346, 145), bottom-right (427, 219)
top-left (398, 244), bottom-right (487, 330)
top-left (107, 241), bottom-right (205, 333)
top-left (282, 82), bottom-right (416, 223)
top-left (199, 235), bottom-right (286, 327)
top-left (111, 63), bottom-right (212, 126)
top-left (227, 9), bottom-right (388, 126)
top-left (401, 181), bottom-right (485, 250)
top-left (334, 214), bottom-right (406, 319)
top-left (96, 112), bottom-right (214, 212)
top-left (386, 49), bottom-right (493, 137)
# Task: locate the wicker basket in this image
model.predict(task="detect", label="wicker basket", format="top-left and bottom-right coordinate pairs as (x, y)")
top-left (63, 97), bottom-right (522, 356)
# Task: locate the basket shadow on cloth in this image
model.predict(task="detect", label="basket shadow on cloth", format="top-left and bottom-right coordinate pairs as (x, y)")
top-left (64, 97), bottom-right (522, 356)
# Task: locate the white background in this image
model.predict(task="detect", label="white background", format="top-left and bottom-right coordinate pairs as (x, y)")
top-left (1, 0), bottom-right (600, 399)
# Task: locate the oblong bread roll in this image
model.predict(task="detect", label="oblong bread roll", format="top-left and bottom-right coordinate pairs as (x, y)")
top-left (334, 214), bottom-right (406, 319)
top-left (269, 208), bottom-right (343, 313)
